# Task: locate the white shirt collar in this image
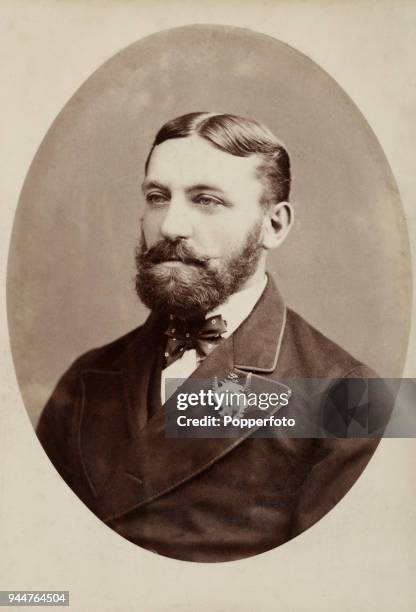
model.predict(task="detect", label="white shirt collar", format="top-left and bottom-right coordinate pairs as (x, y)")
top-left (207, 274), bottom-right (268, 338)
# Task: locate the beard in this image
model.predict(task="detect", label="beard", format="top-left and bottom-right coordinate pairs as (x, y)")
top-left (134, 220), bottom-right (264, 318)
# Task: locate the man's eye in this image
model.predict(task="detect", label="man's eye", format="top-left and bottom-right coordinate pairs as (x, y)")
top-left (146, 193), bottom-right (168, 205)
top-left (195, 195), bottom-right (222, 207)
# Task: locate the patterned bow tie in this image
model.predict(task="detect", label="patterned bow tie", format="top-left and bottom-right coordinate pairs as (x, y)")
top-left (164, 314), bottom-right (227, 368)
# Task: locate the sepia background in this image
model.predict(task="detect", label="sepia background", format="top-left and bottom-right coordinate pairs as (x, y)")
top-left (6, 24), bottom-right (412, 426)
top-left (1, 1), bottom-right (415, 611)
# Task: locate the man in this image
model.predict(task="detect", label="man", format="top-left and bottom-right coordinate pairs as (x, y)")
top-left (37, 112), bottom-right (381, 562)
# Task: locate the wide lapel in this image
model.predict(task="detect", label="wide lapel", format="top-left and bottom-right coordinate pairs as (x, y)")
top-left (97, 275), bottom-right (290, 522)
top-left (79, 312), bottom-right (165, 496)
top-left (80, 369), bottom-right (128, 496)
top-left (233, 275), bottom-right (287, 373)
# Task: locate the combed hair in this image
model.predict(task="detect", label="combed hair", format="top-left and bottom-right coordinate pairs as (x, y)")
top-left (145, 112), bottom-right (291, 205)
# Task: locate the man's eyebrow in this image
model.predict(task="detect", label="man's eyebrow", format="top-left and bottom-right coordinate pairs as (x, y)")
top-left (186, 183), bottom-right (226, 194)
top-left (141, 179), bottom-right (169, 193)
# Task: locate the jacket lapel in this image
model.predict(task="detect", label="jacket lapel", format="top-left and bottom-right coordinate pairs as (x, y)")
top-left (233, 276), bottom-right (286, 373)
top-left (80, 370), bottom-right (128, 496)
top-left (83, 276), bottom-right (289, 522)
top-left (79, 312), bottom-right (165, 495)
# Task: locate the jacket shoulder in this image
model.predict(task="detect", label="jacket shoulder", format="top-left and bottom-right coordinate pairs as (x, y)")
top-left (36, 324), bottom-right (145, 478)
top-left (64, 325), bottom-right (144, 373)
top-left (280, 308), bottom-right (376, 378)
top-left (37, 324), bottom-right (144, 433)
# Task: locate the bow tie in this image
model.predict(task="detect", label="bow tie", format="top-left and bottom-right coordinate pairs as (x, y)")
top-left (164, 314), bottom-right (227, 368)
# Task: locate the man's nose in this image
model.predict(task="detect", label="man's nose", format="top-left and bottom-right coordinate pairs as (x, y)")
top-left (159, 197), bottom-right (193, 241)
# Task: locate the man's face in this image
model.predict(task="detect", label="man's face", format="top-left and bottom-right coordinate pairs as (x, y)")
top-left (136, 134), bottom-right (268, 317)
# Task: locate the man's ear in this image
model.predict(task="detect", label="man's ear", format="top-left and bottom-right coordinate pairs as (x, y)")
top-left (261, 201), bottom-right (294, 250)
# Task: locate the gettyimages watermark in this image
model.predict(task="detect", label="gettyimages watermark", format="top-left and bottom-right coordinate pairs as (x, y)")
top-left (163, 375), bottom-right (415, 438)
top-left (174, 385), bottom-right (294, 429)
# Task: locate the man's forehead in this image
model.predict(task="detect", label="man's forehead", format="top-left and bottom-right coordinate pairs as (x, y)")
top-left (145, 134), bottom-right (263, 191)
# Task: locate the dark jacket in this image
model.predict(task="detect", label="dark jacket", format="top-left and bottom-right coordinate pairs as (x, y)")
top-left (37, 276), bottom-right (380, 562)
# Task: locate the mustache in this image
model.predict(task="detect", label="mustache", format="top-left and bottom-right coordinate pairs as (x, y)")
top-left (141, 240), bottom-right (209, 267)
